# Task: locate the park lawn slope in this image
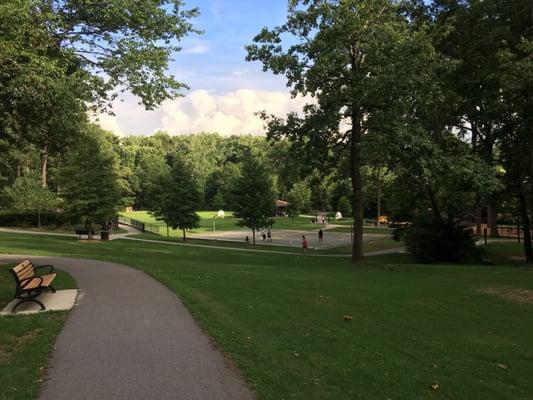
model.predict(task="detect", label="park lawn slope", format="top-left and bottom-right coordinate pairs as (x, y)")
top-left (120, 210), bottom-right (326, 235)
top-left (0, 263), bottom-right (76, 400)
top-left (0, 232), bottom-right (531, 399)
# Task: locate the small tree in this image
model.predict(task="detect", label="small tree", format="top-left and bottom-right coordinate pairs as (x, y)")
top-left (59, 126), bottom-right (121, 238)
top-left (337, 196), bottom-right (352, 218)
top-left (286, 181), bottom-right (312, 221)
top-left (149, 157), bottom-right (201, 241)
top-left (232, 155), bottom-right (277, 244)
top-left (2, 172), bottom-right (57, 227)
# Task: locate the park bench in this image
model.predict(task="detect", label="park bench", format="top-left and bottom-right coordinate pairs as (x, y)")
top-left (75, 229), bottom-right (94, 239)
top-left (10, 259), bottom-right (56, 311)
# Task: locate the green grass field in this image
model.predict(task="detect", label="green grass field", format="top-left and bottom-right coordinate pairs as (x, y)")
top-left (0, 232), bottom-right (531, 399)
top-left (0, 264), bottom-right (76, 400)
top-left (120, 210), bottom-right (328, 235)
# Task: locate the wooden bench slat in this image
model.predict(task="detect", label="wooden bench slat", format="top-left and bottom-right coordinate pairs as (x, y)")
top-left (22, 274), bottom-right (56, 290)
top-left (13, 260), bottom-right (32, 273)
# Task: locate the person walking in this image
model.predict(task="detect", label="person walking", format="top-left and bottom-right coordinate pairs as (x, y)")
top-left (302, 235), bottom-right (308, 252)
top-left (262, 231), bottom-right (267, 241)
top-left (267, 229), bottom-right (272, 243)
top-left (318, 228), bottom-right (323, 244)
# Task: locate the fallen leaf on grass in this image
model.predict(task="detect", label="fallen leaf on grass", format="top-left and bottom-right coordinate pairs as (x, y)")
top-left (498, 364), bottom-right (508, 370)
top-left (430, 382), bottom-right (439, 391)
top-left (343, 315), bottom-right (353, 321)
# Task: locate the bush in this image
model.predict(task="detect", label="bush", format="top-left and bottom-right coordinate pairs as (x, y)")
top-left (392, 224), bottom-right (409, 241)
top-left (337, 196), bottom-right (352, 217)
top-left (403, 215), bottom-right (480, 263)
top-left (0, 211), bottom-right (72, 228)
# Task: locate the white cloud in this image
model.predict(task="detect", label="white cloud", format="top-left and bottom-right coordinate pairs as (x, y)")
top-left (160, 89), bottom-right (310, 136)
top-left (90, 112), bottom-right (124, 137)
top-left (184, 44), bottom-right (210, 54)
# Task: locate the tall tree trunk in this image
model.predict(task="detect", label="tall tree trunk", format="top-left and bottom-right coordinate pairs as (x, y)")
top-left (487, 202), bottom-right (499, 238)
top-left (475, 204), bottom-right (482, 236)
top-left (38, 207), bottom-right (42, 228)
top-left (41, 144), bottom-right (49, 187)
top-left (182, 228), bottom-right (186, 242)
top-left (519, 194), bottom-right (532, 263)
top-left (350, 112), bottom-right (364, 262)
top-left (376, 165), bottom-right (382, 228)
top-left (472, 129), bottom-right (482, 235)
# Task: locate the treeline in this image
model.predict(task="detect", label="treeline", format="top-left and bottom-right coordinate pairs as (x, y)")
top-left (114, 131), bottom-right (387, 217)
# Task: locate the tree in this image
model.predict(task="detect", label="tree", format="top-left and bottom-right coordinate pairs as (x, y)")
top-left (0, 0), bottom-right (199, 188)
top-left (286, 181), bottom-right (312, 219)
top-left (337, 196), bottom-right (352, 218)
top-left (232, 155), bottom-right (276, 244)
top-left (430, 0), bottom-right (513, 238)
top-left (148, 157), bottom-right (201, 241)
top-left (2, 172), bottom-right (57, 227)
top-left (247, 0), bottom-right (443, 261)
top-left (59, 126), bottom-right (121, 238)
top-left (496, 0), bottom-right (533, 262)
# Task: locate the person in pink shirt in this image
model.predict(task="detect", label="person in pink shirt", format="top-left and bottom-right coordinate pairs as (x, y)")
top-left (302, 235), bottom-right (308, 252)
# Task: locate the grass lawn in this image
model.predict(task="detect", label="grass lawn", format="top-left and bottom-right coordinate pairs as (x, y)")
top-left (0, 263), bottom-right (76, 400)
top-left (483, 240), bottom-right (528, 265)
top-left (120, 210), bottom-right (326, 235)
top-left (0, 232), bottom-right (531, 399)
top-left (319, 236), bottom-right (401, 255)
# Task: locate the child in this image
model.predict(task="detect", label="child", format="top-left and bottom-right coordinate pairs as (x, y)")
top-left (302, 235), bottom-right (308, 252)
top-left (267, 229), bottom-right (272, 243)
top-left (318, 228), bottom-right (323, 244)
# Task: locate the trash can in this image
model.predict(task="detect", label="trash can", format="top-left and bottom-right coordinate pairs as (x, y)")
top-left (100, 230), bottom-right (110, 241)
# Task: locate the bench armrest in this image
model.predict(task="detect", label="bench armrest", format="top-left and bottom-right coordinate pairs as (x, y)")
top-left (34, 264), bottom-right (54, 274)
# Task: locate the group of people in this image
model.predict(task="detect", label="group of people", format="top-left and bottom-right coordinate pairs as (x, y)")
top-left (245, 228), bottom-right (325, 252)
top-left (261, 229), bottom-right (272, 242)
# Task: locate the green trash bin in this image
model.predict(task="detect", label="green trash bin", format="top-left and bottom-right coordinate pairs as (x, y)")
top-left (100, 230), bottom-right (110, 241)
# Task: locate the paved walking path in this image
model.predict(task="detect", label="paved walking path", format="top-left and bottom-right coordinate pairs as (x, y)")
top-left (0, 254), bottom-right (254, 400)
top-left (0, 226), bottom-right (139, 241)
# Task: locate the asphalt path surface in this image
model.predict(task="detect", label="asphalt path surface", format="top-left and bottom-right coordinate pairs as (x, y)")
top-left (0, 254), bottom-right (254, 400)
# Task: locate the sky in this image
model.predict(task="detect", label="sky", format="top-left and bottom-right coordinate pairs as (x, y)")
top-left (96, 0), bottom-right (309, 137)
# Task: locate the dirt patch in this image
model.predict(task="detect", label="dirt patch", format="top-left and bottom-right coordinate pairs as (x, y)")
top-left (0, 329), bottom-right (42, 362)
top-left (479, 287), bottom-right (533, 305)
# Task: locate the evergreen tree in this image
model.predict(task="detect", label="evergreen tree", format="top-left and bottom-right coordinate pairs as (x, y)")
top-left (232, 155), bottom-right (277, 244)
top-left (149, 157), bottom-right (201, 241)
top-left (59, 126), bottom-right (121, 238)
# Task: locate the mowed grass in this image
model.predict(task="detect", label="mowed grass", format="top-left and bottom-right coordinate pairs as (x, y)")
top-left (120, 210), bottom-right (327, 235)
top-left (0, 264), bottom-right (76, 400)
top-left (0, 232), bottom-right (531, 399)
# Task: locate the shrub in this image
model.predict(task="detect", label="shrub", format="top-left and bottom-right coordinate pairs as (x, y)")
top-left (403, 214), bottom-right (480, 263)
